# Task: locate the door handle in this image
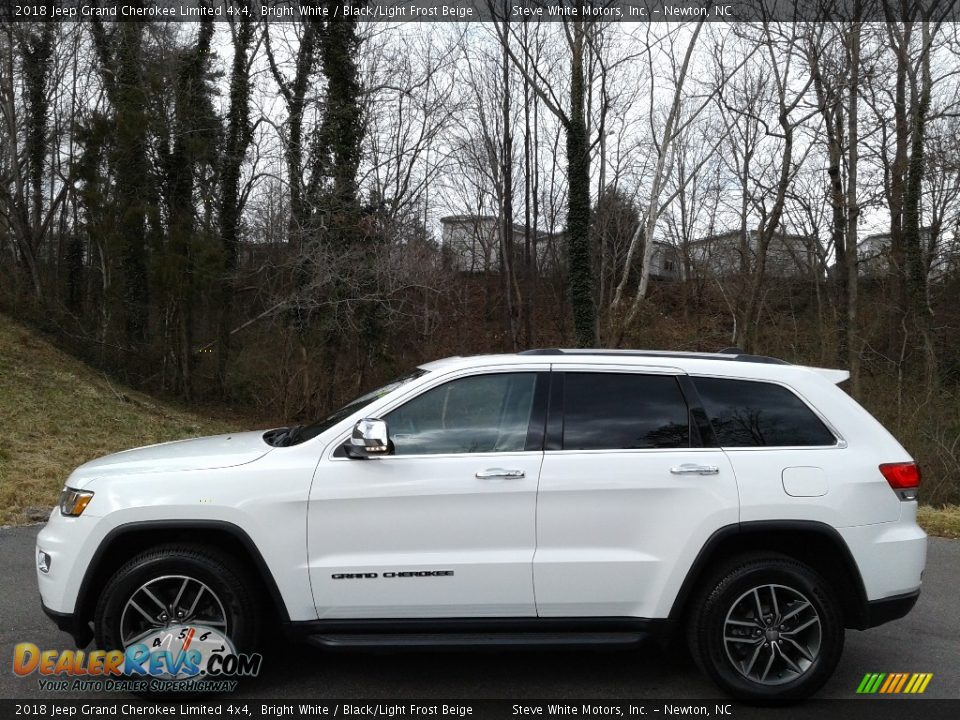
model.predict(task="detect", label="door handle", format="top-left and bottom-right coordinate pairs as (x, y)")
top-left (670, 463), bottom-right (720, 476)
top-left (475, 468), bottom-right (526, 480)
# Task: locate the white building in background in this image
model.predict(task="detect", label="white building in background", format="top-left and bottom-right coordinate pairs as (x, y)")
top-left (646, 240), bottom-right (683, 281)
top-left (439, 215), bottom-right (563, 274)
top-left (687, 230), bottom-right (814, 278)
top-left (857, 228), bottom-right (944, 278)
top-left (440, 214), bottom-right (682, 281)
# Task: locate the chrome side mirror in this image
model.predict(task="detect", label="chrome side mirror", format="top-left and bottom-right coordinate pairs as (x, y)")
top-left (345, 418), bottom-right (391, 458)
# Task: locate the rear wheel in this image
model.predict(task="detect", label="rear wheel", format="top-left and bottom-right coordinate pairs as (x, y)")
top-left (686, 553), bottom-right (844, 701)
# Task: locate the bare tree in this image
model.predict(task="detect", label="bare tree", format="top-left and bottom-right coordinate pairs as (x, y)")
top-left (875, 2), bottom-right (955, 385)
top-left (492, 7), bottom-right (602, 346)
top-left (718, 23), bottom-right (817, 351)
top-left (610, 21), bottom-right (706, 338)
top-left (216, 1), bottom-right (258, 393)
top-left (800, 9), bottom-right (866, 394)
top-left (0, 17), bottom-right (65, 301)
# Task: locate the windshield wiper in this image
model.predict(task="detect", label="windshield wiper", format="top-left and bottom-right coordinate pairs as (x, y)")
top-left (285, 425), bottom-right (305, 445)
top-left (263, 425), bottom-right (305, 447)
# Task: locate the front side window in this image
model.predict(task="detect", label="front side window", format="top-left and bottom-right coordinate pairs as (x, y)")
top-left (562, 373), bottom-right (691, 450)
top-left (386, 373), bottom-right (538, 455)
top-left (693, 377), bottom-right (836, 447)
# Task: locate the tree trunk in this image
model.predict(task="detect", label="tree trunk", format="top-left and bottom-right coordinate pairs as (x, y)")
top-left (845, 18), bottom-right (862, 397)
top-left (566, 20), bottom-right (597, 347)
top-left (500, 16), bottom-right (518, 350)
top-left (903, 20), bottom-right (936, 386)
top-left (217, 3), bottom-right (255, 395)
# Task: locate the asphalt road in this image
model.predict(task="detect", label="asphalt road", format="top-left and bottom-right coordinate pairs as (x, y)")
top-left (1, 525), bottom-right (957, 701)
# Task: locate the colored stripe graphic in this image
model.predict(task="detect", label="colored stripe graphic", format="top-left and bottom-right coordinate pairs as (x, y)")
top-left (856, 673), bottom-right (884, 693)
top-left (879, 674), bottom-right (896, 693)
top-left (893, 673), bottom-right (909, 693)
top-left (856, 672), bottom-right (932, 694)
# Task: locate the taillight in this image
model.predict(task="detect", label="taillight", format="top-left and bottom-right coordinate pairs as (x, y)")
top-left (879, 462), bottom-right (921, 500)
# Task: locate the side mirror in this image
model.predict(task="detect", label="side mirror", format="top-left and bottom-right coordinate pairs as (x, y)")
top-left (344, 418), bottom-right (391, 459)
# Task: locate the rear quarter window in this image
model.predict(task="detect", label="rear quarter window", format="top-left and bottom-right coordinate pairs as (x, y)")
top-left (692, 377), bottom-right (836, 447)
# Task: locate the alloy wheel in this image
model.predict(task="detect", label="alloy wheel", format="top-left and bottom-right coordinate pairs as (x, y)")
top-left (722, 583), bottom-right (822, 685)
top-left (119, 574), bottom-right (228, 648)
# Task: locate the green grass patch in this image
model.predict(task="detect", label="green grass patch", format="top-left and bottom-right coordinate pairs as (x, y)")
top-left (0, 314), bottom-right (233, 526)
top-left (917, 505), bottom-right (960, 539)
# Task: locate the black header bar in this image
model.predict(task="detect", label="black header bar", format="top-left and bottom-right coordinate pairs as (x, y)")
top-left (3, 0), bottom-right (959, 23)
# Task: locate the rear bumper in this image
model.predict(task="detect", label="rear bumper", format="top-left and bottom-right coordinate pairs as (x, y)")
top-left (41, 601), bottom-right (93, 649)
top-left (837, 509), bottom-right (926, 601)
top-left (863, 589), bottom-right (920, 629)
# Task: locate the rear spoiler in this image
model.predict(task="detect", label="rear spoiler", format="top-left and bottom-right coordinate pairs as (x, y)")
top-left (810, 367), bottom-right (850, 384)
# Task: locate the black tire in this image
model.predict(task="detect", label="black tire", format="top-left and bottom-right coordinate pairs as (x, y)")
top-left (95, 544), bottom-right (262, 655)
top-left (686, 552), bottom-right (844, 702)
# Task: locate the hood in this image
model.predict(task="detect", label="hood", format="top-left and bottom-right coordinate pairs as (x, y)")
top-left (66, 431), bottom-right (274, 489)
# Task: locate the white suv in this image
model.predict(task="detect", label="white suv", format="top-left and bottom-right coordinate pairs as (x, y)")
top-left (36, 349), bottom-right (926, 700)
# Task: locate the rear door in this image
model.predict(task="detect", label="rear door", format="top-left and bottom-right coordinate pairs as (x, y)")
top-left (533, 366), bottom-right (739, 619)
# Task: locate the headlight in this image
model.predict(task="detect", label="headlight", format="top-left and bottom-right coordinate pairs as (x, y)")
top-left (58, 487), bottom-right (94, 517)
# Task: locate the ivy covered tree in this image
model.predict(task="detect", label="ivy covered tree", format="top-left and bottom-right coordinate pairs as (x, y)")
top-left (216, 1), bottom-right (256, 394)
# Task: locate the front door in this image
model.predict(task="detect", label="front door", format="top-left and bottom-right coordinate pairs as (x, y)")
top-left (308, 368), bottom-right (548, 619)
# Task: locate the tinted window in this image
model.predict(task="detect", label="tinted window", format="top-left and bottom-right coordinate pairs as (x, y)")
top-left (693, 377), bottom-right (836, 447)
top-left (386, 373), bottom-right (537, 455)
top-left (563, 373), bottom-right (690, 450)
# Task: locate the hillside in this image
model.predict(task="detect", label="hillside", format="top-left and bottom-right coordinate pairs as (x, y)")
top-left (0, 315), bottom-right (233, 526)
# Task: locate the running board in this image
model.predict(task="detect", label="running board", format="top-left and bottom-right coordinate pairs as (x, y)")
top-left (307, 631), bottom-right (647, 649)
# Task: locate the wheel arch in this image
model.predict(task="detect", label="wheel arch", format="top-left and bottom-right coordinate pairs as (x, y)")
top-left (669, 520), bottom-right (870, 630)
top-left (75, 520), bottom-right (290, 628)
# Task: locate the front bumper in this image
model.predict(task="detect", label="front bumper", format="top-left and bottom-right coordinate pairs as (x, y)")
top-left (41, 601), bottom-right (93, 648)
top-left (36, 510), bottom-right (101, 615)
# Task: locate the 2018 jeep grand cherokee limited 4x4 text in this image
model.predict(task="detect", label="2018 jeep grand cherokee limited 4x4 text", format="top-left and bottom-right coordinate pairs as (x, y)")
top-left (36, 349), bottom-right (926, 700)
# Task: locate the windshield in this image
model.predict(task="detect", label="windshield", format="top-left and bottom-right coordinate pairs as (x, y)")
top-left (294, 369), bottom-right (429, 443)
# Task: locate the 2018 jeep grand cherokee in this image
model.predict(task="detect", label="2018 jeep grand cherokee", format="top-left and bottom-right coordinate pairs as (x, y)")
top-left (36, 349), bottom-right (926, 700)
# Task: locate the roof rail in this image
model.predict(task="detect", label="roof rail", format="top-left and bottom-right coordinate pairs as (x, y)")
top-left (517, 348), bottom-right (790, 365)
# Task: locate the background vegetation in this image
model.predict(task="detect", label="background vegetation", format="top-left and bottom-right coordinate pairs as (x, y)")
top-left (0, 313), bottom-right (232, 525)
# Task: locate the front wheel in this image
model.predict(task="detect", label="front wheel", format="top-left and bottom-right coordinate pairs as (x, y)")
top-left (94, 544), bottom-right (262, 657)
top-left (686, 553), bottom-right (844, 701)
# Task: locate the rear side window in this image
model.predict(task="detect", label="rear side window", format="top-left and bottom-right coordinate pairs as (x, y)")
top-left (693, 377), bottom-right (836, 447)
top-left (563, 373), bottom-right (690, 450)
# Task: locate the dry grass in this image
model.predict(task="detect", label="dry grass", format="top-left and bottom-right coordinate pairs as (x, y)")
top-left (917, 505), bottom-right (960, 539)
top-left (0, 315), bottom-right (232, 526)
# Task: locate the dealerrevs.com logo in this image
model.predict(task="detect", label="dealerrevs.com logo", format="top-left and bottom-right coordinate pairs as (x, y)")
top-left (13, 624), bottom-right (262, 693)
